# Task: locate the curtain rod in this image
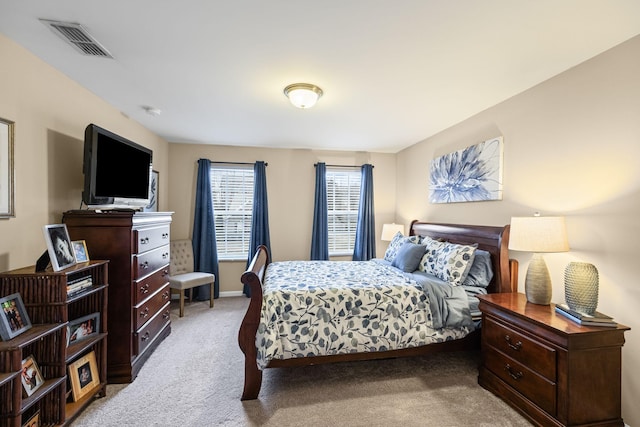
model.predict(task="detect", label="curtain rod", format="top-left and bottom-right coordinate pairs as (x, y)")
top-left (314, 163), bottom-right (373, 168)
top-left (201, 160), bottom-right (268, 166)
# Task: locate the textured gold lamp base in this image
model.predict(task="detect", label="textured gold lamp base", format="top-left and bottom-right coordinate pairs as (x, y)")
top-left (525, 253), bottom-right (552, 305)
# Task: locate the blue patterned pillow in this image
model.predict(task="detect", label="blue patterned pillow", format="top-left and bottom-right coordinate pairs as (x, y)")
top-left (419, 237), bottom-right (477, 286)
top-left (383, 232), bottom-right (421, 262)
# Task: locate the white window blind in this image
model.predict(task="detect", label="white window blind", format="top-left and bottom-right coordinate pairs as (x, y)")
top-left (326, 167), bottom-right (361, 256)
top-left (210, 165), bottom-right (254, 260)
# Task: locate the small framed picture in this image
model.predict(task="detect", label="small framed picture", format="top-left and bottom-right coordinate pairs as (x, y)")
top-left (67, 312), bottom-right (100, 346)
top-left (68, 351), bottom-right (100, 402)
top-left (21, 355), bottom-right (45, 397)
top-left (0, 293), bottom-right (32, 341)
top-left (22, 410), bottom-right (40, 427)
top-left (72, 240), bottom-right (90, 263)
top-left (43, 224), bottom-right (76, 271)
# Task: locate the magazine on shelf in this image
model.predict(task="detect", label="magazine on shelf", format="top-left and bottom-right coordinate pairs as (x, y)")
top-left (554, 306), bottom-right (618, 327)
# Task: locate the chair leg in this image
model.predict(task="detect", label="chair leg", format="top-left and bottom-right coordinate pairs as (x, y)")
top-left (179, 289), bottom-right (185, 317)
top-left (209, 282), bottom-right (215, 308)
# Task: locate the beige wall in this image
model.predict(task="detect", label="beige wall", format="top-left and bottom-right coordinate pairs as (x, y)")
top-left (167, 143), bottom-right (397, 294)
top-left (397, 35), bottom-right (640, 425)
top-left (0, 34), bottom-right (169, 272)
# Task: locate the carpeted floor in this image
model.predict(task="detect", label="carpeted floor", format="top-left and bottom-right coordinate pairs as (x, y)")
top-left (70, 297), bottom-right (531, 426)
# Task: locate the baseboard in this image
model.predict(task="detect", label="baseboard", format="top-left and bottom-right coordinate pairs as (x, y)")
top-left (219, 290), bottom-right (244, 297)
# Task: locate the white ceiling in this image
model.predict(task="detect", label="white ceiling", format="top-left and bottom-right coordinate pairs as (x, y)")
top-left (1, 1), bottom-right (640, 153)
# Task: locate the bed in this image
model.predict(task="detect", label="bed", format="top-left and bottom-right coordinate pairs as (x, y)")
top-left (238, 221), bottom-right (518, 400)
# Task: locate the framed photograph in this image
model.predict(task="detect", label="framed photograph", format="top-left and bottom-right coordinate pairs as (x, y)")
top-left (43, 224), bottom-right (76, 271)
top-left (0, 117), bottom-right (15, 218)
top-left (0, 293), bottom-right (32, 341)
top-left (22, 410), bottom-right (40, 427)
top-left (67, 312), bottom-right (100, 346)
top-left (21, 355), bottom-right (45, 397)
top-left (68, 351), bottom-right (100, 402)
top-left (144, 170), bottom-right (158, 212)
top-left (72, 240), bottom-right (90, 263)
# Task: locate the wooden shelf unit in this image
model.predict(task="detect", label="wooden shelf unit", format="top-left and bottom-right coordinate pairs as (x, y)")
top-left (0, 261), bottom-right (109, 426)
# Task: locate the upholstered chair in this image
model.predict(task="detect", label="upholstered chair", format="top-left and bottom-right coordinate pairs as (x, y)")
top-left (169, 239), bottom-right (215, 317)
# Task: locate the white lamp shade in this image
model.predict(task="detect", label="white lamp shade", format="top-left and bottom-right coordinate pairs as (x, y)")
top-left (509, 216), bottom-right (569, 253)
top-left (284, 83), bottom-right (323, 109)
top-left (381, 223), bottom-right (405, 241)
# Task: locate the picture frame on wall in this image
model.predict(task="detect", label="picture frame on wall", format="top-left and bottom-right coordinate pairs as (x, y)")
top-left (72, 240), bottom-right (90, 263)
top-left (68, 351), bottom-right (100, 401)
top-left (144, 170), bottom-right (158, 212)
top-left (43, 224), bottom-right (76, 271)
top-left (0, 293), bottom-right (32, 341)
top-left (21, 355), bottom-right (45, 397)
top-left (0, 116), bottom-right (15, 218)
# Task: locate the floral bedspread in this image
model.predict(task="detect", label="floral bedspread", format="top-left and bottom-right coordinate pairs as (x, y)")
top-left (256, 260), bottom-right (473, 369)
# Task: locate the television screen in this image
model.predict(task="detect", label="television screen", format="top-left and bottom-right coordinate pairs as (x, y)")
top-left (82, 124), bottom-right (153, 209)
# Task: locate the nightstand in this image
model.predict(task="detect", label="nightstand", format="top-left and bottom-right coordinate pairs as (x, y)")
top-left (477, 293), bottom-right (629, 427)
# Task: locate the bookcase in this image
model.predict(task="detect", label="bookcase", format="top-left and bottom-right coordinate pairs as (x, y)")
top-left (0, 261), bottom-right (109, 426)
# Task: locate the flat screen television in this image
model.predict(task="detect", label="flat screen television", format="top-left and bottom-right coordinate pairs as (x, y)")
top-left (82, 124), bottom-right (153, 209)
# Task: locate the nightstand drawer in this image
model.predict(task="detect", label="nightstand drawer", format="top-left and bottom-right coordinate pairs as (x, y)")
top-left (485, 346), bottom-right (556, 415)
top-left (484, 316), bottom-right (556, 380)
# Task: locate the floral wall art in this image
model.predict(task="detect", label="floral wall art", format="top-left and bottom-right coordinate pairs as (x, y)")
top-left (429, 136), bottom-right (503, 203)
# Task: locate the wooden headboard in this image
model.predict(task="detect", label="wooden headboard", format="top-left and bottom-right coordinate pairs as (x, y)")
top-left (409, 220), bottom-right (515, 294)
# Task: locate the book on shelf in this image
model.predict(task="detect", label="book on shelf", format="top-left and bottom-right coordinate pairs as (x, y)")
top-left (67, 276), bottom-right (93, 296)
top-left (554, 306), bottom-right (618, 327)
top-left (555, 303), bottom-right (614, 322)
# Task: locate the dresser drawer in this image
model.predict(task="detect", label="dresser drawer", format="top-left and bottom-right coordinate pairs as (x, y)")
top-left (485, 346), bottom-right (556, 415)
top-left (133, 244), bottom-right (170, 280)
top-left (483, 316), bottom-right (556, 380)
top-left (134, 283), bottom-right (171, 330)
top-left (134, 301), bottom-right (171, 356)
top-left (134, 267), bottom-right (170, 306)
top-left (134, 225), bottom-right (170, 253)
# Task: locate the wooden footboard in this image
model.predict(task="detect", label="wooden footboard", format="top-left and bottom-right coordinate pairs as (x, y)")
top-left (238, 245), bottom-right (269, 400)
top-left (238, 223), bottom-right (518, 400)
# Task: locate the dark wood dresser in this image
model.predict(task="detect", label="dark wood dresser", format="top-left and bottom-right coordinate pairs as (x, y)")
top-left (478, 293), bottom-right (629, 427)
top-left (63, 210), bottom-right (172, 383)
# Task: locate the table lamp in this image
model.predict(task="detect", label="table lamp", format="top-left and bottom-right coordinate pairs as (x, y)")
top-left (381, 223), bottom-right (405, 241)
top-left (508, 215), bottom-right (569, 305)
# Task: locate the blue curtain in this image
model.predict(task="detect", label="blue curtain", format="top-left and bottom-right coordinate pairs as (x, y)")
top-left (245, 161), bottom-right (271, 297)
top-left (310, 162), bottom-right (329, 260)
top-left (192, 159), bottom-right (220, 299)
top-left (353, 164), bottom-right (376, 261)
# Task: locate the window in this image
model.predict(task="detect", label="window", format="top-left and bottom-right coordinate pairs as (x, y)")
top-left (326, 168), bottom-right (361, 256)
top-left (210, 165), bottom-right (254, 260)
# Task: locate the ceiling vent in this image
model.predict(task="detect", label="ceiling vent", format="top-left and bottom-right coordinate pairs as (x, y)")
top-left (40, 19), bottom-right (114, 58)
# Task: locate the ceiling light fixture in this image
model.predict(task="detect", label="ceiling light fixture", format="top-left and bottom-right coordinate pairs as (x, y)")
top-left (284, 83), bottom-right (323, 109)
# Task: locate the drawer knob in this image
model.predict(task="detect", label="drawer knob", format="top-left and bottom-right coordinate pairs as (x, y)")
top-left (140, 261), bottom-right (149, 270)
top-left (162, 252), bottom-right (169, 259)
top-left (505, 364), bottom-right (523, 381)
top-left (140, 284), bottom-right (150, 294)
top-left (162, 233), bottom-right (169, 239)
top-left (140, 237), bottom-right (150, 245)
top-left (162, 291), bottom-right (170, 300)
top-left (141, 331), bottom-right (151, 342)
top-left (504, 335), bottom-right (522, 351)
top-left (140, 307), bottom-right (149, 318)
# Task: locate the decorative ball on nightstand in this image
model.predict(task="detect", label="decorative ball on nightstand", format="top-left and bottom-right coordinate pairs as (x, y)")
top-left (564, 262), bottom-right (599, 315)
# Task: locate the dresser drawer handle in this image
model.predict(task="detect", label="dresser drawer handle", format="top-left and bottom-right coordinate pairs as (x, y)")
top-left (505, 364), bottom-right (523, 380)
top-left (140, 284), bottom-right (150, 294)
top-left (140, 307), bottom-right (149, 318)
top-left (504, 335), bottom-right (522, 351)
top-left (162, 290), bottom-right (170, 300)
top-left (162, 311), bottom-right (170, 320)
top-left (162, 252), bottom-right (169, 259)
top-left (141, 331), bottom-right (151, 342)
top-left (140, 261), bottom-right (149, 270)
top-left (162, 232), bottom-right (169, 239)
top-left (140, 237), bottom-right (150, 245)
